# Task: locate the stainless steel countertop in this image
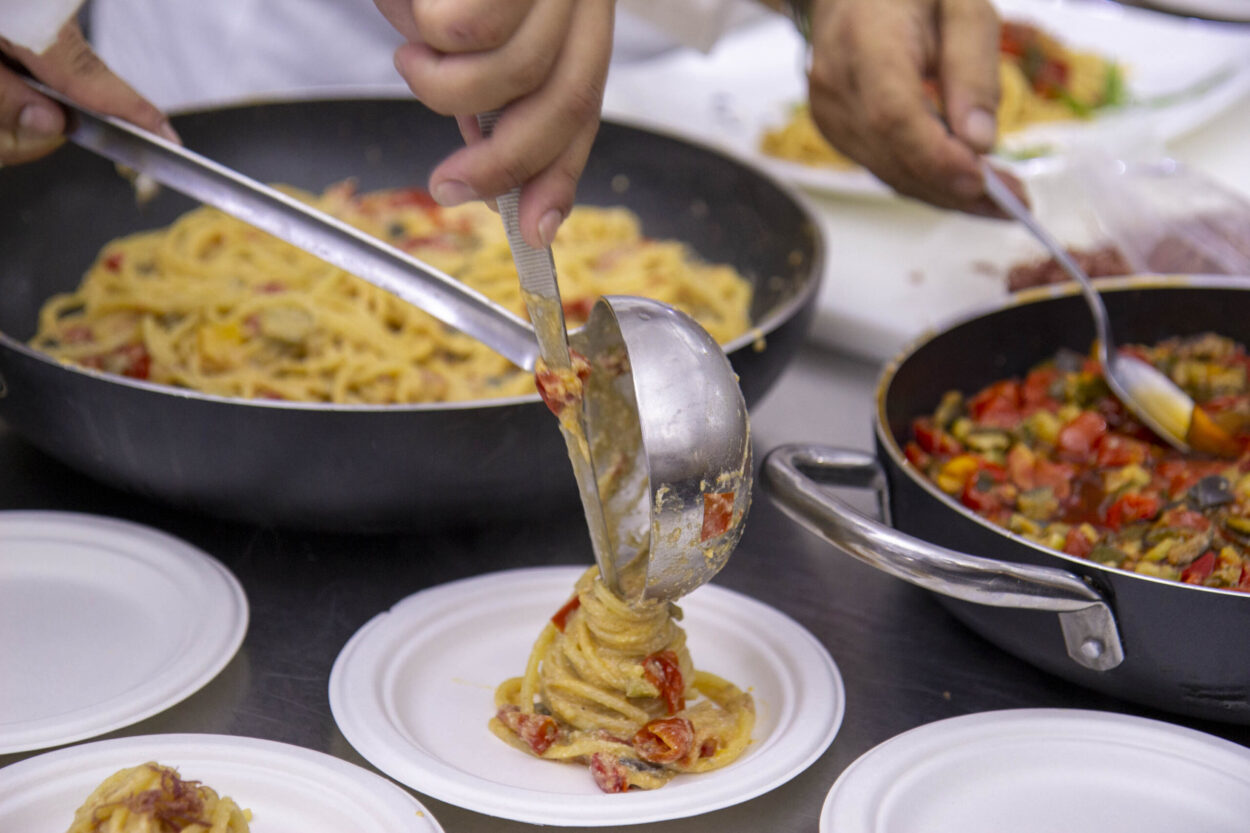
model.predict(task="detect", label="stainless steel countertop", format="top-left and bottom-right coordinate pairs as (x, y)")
top-left (3, 341), bottom-right (1249, 831)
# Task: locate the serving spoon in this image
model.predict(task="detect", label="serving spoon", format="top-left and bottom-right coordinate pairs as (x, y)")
top-left (981, 162), bottom-right (1238, 457)
top-left (32, 80), bottom-right (751, 601)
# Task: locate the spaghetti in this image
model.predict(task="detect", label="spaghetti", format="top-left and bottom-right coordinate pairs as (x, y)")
top-left (66, 762), bottom-right (251, 833)
top-left (489, 567), bottom-right (754, 792)
top-left (30, 184), bottom-right (753, 404)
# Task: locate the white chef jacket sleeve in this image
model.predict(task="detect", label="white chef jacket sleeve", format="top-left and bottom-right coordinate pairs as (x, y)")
top-left (616, 0), bottom-right (772, 54)
top-left (0, 0), bottom-right (83, 52)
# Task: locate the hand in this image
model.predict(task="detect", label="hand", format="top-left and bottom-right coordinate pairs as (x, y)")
top-left (803, 0), bottom-right (1025, 215)
top-left (0, 18), bottom-right (174, 166)
top-left (375, 0), bottom-right (616, 249)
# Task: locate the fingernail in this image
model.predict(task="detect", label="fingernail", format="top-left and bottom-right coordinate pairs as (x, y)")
top-left (537, 209), bottom-right (564, 248)
top-left (17, 102), bottom-right (60, 139)
top-left (431, 180), bottom-right (477, 206)
top-left (157, 120), bottom-right (181, 145)
top-left (963, 108), bottom-right (997, 151)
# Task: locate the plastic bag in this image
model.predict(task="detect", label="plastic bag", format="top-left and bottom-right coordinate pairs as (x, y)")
top-left (1006, 150), bottom-right (1250, 291)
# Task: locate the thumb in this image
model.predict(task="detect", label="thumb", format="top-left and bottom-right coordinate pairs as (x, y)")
top-left (938, 0), bottom-right (1001, 154)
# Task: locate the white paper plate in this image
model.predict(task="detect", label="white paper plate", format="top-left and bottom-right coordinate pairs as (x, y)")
top-left (0, 511), bottom-right (248, 753)
top-left (820, 709), bottom-right (1250, 833)
top-left (602, 0), bottom-right (1250, 198)
top-left (0, 733), bottom-right (442, 833)
top-left (329, 565), bottom-right (845, 826)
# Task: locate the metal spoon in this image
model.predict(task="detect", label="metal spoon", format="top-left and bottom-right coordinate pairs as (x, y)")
top-left (39, 81), bottom-right (752, 600)
top-left (981, 162), bottom-right (1237, 457)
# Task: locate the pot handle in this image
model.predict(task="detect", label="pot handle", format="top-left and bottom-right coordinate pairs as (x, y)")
top-left (762, 444), bottom-right (1124, 671)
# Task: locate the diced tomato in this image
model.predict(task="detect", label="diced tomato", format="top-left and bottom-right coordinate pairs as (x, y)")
top-left (1180, 551), bottom-right (1217, 584)
top-left (534, 351), bottom-right (591, 418)
top-left (912, 417), bottom-right (962, 456)
top-left (103, 251), bottom-right (124, 272)
top-left (589, 753), bottom-right (629, 793)
top-left (1158, 507), bottom-right (1210, 532)
top-left (1094, 433), bottom-right (1150, 467)
top-left (385, 187), bottom-right (440, 211)
top-left (562, 297), bottom-right (596, 323)
top-left (1237, 565), bottom-right (1250, 593)
top-left (903, 442), bottom-right (932, 469)
top-left (496, 706), bottom-right (558, 754)
top-left (550, 596), bottom-right (580, 632)
top-left (1021, 367), bottom-right (1060, 411)
top-left (1155, 459), bottom-right (1226, 498)
top-left (1104, 492), bottom-right (1160, 531)
top-left (968, 380), bottom-right (1023, 428)
top-left (641, 650), bottom-right (685, 714)
top-left (633, 717), bottom-right (694, 764)
top-left (1056, 412), bottom-right (1108, 461)
top-left (700, 492), bottom-right (735, 541)
top-left (1063, 527), bottom-right (1094, 559)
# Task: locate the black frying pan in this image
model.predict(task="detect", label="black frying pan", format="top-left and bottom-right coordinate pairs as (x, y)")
top-left (0, 96), bottom-right (821, 532)
top-left (764, 277), bottom-right (1250, 723)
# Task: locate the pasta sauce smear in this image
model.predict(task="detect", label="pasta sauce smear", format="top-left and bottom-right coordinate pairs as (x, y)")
top-left (490, 568), bottom-right (754, 792)
top-left (907, 334), bottom-right (1250, 590)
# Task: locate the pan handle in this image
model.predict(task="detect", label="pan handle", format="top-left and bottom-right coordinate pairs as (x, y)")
top-left (762, 443), bottom-right (1124, 671)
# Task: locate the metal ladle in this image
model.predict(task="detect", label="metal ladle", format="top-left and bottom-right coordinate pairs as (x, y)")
top-left (982, 162), bottom-right (1237, 457)
top-left (38, 81), bottom-right (752, 601)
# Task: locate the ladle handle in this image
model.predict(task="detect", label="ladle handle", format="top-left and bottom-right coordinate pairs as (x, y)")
top-left (31, 78), bottom-right (541, 371)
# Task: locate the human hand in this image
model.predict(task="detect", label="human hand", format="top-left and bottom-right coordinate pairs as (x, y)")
top-left (803, 0), bottom-right (1026, 215)
top-left (0, 18), bottom-right (174, 166)
top-left (375, 0), bottom-right (616, 249)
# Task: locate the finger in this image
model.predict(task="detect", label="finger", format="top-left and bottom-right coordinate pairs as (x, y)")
top-left (0, 62), bottom-right (66, 164)
top-left (5, 20), bottom-right (176, 142)
top-left (938, 0), bottom-right (1001, 153)
top-left (411, 0), bottom-right (537, 53)
top-left (426, 0), bottom-right (612, 225)
top-left (515, 110), bottom-right (600, 248)
top-left (394, 0), bottom-right (573, 114)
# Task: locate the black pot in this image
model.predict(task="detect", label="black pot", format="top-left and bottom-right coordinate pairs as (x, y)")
top-left (0, 95), bottom-right (821, 532)
top-left (764, 276), bottom-right (1250, 723)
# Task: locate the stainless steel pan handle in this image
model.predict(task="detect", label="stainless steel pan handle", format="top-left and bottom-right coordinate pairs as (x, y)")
top-left (762, 443), bottom-right (1124, 671)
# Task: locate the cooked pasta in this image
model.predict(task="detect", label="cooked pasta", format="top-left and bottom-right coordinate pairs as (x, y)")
top-left (490, 567), bottom-right (754, 792)
top-left (30, 183), bottom-right (753, 404)
top-left (66, 762), bottom-right (251, 833)
top-left (760, 20), bottom-right (1127, 169)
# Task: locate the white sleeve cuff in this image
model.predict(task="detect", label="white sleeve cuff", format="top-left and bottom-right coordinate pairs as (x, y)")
top-left (0, 0), bottom-right (84, 53)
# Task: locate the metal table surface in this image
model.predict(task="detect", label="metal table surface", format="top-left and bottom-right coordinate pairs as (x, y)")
top-left (3, 341), bottom-right (1250, 831)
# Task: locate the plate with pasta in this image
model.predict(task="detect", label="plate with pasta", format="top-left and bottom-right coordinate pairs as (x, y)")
top-left (602, 0), bottom-right (1250, 198)
top-left (0, 733), bottom-right (444, 833)
top-left (0, 512), bottom-right (248, 754)
top-left (328, 566), bottom-right (845, 826)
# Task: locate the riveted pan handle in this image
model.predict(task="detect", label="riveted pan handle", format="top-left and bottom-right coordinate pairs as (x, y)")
top-left (762, 443), bottom-right (1124, 671)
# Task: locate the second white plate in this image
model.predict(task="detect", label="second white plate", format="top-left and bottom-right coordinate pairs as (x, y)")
top-left (329, 566), bottom-right (845, 826)
top-left (0, 511), bottom-right (248, 753)
top-left (821, 708), bottom-right (1250, 833)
